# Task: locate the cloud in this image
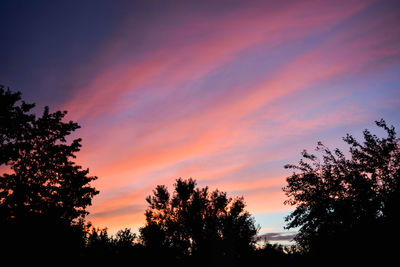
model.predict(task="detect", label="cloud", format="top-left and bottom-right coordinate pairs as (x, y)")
top-left (90, 204), bottom-right (145, 219)
top-left (57, 0), bottom-right (400, 233)
top-left (61, 0), bottom-right (373, 121)
top-left (258, 232), bottom-right (297, 242)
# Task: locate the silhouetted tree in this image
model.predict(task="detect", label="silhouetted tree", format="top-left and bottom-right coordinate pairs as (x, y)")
top-left (140, 178), bottom-right (259, 266)
top-left (83, 226), bottom-right (143, 264)
top-left (283, 119), bottom-right (400, 264)
top-left (85, 226), bottom-right (113, 257)
top-left (0, 86), bottom-right (98, 258)
top-left (113, 228), bottom-right (137, 250)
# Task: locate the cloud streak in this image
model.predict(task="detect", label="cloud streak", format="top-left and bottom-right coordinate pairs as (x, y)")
top-left (259, 232), bottom-right (297, 242)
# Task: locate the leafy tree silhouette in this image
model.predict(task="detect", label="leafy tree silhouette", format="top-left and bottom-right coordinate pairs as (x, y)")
top-left (84, 226), bottom-right (140, 263)
top-left (0, 86), bottom-right (98, 259)
top-left (113, 228), bottom-right (137, 251)
top-left (85, 226), bottom-right (113, 258)
top-left (140, 178), bottom-right (259, 266)
top-left (283, 119), bottom-right (400, 265)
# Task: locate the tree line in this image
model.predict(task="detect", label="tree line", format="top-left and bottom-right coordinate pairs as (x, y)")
top-left (1, 86), bottom-right (399, 266)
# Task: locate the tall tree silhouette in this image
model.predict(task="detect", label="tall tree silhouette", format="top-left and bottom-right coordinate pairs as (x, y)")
top-left (140, 178), bottom-right (259, 266)
top-left (0, 86), bottom-right (98, 258)
top-left (283, 119), bottom-right (400, 264)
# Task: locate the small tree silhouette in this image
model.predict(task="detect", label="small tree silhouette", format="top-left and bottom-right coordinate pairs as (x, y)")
top-left (140, 178), bottom-right (259, 266)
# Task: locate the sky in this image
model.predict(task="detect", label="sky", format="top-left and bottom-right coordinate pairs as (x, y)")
top-left (1, 0), bottom-right (400, 243)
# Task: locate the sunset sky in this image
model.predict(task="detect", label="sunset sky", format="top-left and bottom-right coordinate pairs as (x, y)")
top-left (1, 0), bottom-right (400, 242)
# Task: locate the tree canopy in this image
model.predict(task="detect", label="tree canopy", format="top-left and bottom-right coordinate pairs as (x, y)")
top-left (140, 178), bottom-right (259, 265)
top-left (283, 119), bottom-right (400, 263)
top-left (0, 86), bottom-right (98, 258)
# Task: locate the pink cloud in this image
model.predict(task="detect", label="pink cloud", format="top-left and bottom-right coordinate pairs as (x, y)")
top-left (60, 0), bottom-right (400, 233)
top-left (62, 0), bottom-right (372, 121)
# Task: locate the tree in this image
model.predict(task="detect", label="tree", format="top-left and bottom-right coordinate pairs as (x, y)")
top-left (85, 226), bottom-right (113, 257)
top-left (0, 86), bottom-right (98, 257)
top-left (113, 228), bottom-right (137, 250)
top-left (83, 226), bottom-right (140, 264)
top-left (283, 119), bottom-right (400, 263)
top-left (140, 178), bottom-right (259, 266)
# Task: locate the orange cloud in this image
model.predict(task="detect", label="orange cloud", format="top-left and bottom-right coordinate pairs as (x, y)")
top-left (61, 0), bottom-right (400, 233)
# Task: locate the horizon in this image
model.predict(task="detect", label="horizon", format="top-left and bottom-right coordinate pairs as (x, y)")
top-left (1, 0), bottom-right (400, 244)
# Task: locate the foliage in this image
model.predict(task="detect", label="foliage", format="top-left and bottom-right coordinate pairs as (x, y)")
top-left (283, 119), bottom-right (400, 261)
top-left (0, 86), bottom-right (98, 257)
top-left (140, 178), bottom-right (259, 265)
top-left (0, 86), bottom-right (98, 223)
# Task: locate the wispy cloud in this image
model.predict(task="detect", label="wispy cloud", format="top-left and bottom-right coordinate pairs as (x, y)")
top-left (259, 232), bottom-right (297, 242)
top-left (46, 0), bottom-right (400, 232)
